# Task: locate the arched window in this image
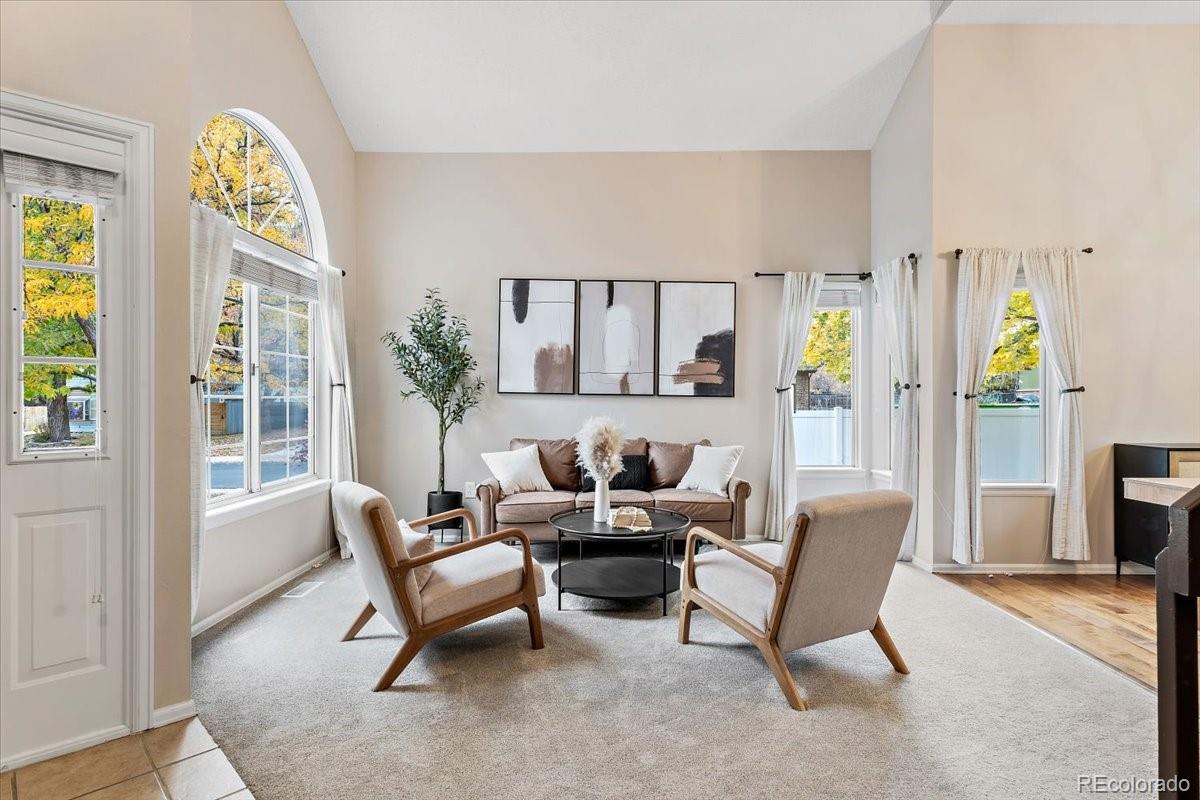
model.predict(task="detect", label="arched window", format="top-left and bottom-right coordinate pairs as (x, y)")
top-left (190, 111), bottom-right (323, 502)
top-left (190, 111), bottom-right (312, 257)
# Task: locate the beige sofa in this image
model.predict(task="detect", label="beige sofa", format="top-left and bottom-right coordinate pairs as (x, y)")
top-left (476, 437), bottom-right (751, 542)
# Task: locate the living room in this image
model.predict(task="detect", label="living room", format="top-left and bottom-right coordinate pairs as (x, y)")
top-left (1, 2), bottom-right (1198, 799)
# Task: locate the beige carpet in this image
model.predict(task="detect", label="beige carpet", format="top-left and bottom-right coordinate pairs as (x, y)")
top-left (193, 551), bottom-right (1156, 799)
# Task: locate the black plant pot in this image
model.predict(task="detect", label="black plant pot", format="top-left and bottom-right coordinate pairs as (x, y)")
top-left (427, 491), bottom-right (464, 539)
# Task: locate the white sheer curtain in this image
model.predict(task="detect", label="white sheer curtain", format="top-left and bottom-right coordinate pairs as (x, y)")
top-left (765, 271), bottom-right (824, 541)
top-left (952, 248), bottom-right (1020, 564)
top-left (317, 263), bottom-right (359, 558)
top-left (1024, 247), bottom-right (1090, 560)
top-left (875, 256), bottom-right (919, 561)
top-left (190, 204), bottom-right (235, 618)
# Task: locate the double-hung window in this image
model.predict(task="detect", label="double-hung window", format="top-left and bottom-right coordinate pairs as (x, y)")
top-left (203, 257), bottom-right (316, 500)
top-left (191, 112), bottom-right (319, 503)
top-left (794, 284), bottom-right (860, 467)
top-left (978, 274), bottom-right (1045, 483)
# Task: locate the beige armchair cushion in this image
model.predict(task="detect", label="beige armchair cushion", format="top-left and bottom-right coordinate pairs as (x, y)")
top-left (421, 542), bottom-right (546, 623)
top-left (691, 543), bottom-right (783, 631)
top-left (651, 489), bottom-right (733, 522)
top-left (397, 521), bottom-right (436, 590)
top-left (576, 489), bottom-right (654, 508)
top-left (495, 490), bottom-right (576, 523)
top-left (331, 482), bottom-right (423, 634)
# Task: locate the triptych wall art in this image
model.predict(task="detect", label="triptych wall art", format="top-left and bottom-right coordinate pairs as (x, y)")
top-left (497, 278), bottom-right (736, 397)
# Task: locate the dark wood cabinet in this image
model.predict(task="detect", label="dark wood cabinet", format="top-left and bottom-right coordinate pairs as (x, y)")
top-left (1113, 443), bottom-right (1200, 574)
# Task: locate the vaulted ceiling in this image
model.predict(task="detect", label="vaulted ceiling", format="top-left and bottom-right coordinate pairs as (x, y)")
top-left (286, 0), bottom-right (1199, 153)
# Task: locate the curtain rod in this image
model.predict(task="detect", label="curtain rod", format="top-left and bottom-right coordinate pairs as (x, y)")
top-left (754, 253), bottom-right (918, 280)
top-left (953, 247), bottom-right (1093, 260)
top-left (236, 225), bottom-right (347, 276)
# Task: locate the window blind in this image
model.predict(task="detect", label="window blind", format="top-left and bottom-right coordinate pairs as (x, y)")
top-left (1, 150), bottom-right (119, 201)
top-left (230, 246), bottom-right (318, 300)
top-left (818, 286), bottom-right (861, 308)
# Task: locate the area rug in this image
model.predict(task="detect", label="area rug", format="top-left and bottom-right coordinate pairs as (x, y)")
top-left (193, 552), bottom-right (1156, 800)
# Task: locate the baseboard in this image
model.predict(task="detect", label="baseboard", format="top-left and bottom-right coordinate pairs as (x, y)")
top-left (152, 699), bottom-right (197, 728)
top-left (927, 561), bottom-right (1128, 575)
top-left (1, 724), bottom-right (130, 771)
top-left (192, 548), bottom-right (336, 637)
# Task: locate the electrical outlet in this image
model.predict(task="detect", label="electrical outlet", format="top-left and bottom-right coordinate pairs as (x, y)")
top-left (464, 480), bottom-right (478, 497)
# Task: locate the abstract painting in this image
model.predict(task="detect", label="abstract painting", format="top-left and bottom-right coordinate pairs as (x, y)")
top-left (578, 280), bottom-right (656, 395)
top-left (657, 281), bottom-right (736, 397)
top-left (498, 278), bottom-right (576, 394)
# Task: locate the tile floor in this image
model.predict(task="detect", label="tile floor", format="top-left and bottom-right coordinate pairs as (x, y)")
top-left (2, 718), bottom-right (252, 800)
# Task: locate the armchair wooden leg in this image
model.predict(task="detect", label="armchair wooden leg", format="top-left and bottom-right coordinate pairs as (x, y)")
top-left (678, 596), bottom-right (696, 644)
top-left (342, 603), bottom-right (376, 642)
top-left (870, 616), bottom-right (909, 674)
top-left (522, 602), bottom-right (545, 650)
top-left (759, 641), bottom-right (808, 711)
top-left (373, 635), bottom-right (426, 692)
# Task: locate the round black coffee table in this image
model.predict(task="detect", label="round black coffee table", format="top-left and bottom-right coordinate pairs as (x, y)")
top-left (549, 508), bottom-right (690, 616)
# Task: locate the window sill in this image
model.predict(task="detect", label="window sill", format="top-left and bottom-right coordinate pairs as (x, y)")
top-left (206, 477), bottom-right (331, 529)
top-left (795, 466), bottom-right (866, 480)
top-left (981, 483), bottom-right (1055, 497)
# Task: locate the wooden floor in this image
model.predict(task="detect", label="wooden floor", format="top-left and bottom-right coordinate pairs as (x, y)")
top-left (940, 573), bottom-right (1186, 690)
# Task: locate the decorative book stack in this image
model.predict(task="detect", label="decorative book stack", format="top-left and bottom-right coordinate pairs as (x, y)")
top-left (609, 506), bottom-right (652, 531)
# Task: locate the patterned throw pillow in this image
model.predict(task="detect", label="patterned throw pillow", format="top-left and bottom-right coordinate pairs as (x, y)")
top-left (580, 454), bottom-right (649, 492)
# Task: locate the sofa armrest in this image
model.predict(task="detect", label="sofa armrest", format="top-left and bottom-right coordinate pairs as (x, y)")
top-left (726, 476), bottom-right (751, 540)
top-left (476, 478), bottom-right (501, 535)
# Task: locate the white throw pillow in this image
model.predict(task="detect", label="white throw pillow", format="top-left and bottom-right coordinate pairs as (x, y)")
top-left (481, 444), bottom-right (553, 495)
top-left (677, 444), bottom-right (744, 495)
top-left (395, 519), bottom-right (436, 590)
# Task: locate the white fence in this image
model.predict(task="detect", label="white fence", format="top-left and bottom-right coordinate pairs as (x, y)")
top-left (794, 408), bottom-right (854, 466)
top-left (794, 404), bottom-right (1042, 478)
top-left (979, 405), bottom-right (1042, 482)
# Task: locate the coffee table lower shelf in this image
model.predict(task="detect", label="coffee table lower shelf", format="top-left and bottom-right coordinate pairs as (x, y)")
top-left (552, 556), bottom-right (681, 613)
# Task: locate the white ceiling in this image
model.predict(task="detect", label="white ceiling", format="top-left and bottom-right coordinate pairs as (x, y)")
top-left (286, 0), bottom-right (1200, 153)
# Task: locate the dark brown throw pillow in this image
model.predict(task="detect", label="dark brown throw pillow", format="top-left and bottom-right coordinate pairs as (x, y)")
top-left (510, 437), bottom-right (581, 491)
top-left (580, 454), bottom-right (649, 492)
top-left (647, 439), bottom-right (711, 490)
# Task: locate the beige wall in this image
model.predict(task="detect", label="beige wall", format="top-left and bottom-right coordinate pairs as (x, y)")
top-left (354, 151), bottom-right (870, 532)
top-left (926, 25), bottom-right (1200, 567)
top-left (1, 0), bottom-right (194, 708)
top-left (190, 1), bottom-right (353, 627)
top-left (869, 35), bottom-right (939, 562)
top-left (1, 0), bottom-right (354, 711)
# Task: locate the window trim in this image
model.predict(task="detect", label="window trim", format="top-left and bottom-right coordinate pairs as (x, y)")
top-left (979, 270), bottom-right (1056, 487)
top-left (204, 272), bottom-right (320, 510)
top-left (795, 285), bottom-right (863, 470)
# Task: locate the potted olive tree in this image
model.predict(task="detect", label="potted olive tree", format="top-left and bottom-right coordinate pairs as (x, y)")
top-left (382, 289), bottom-right (484, 538)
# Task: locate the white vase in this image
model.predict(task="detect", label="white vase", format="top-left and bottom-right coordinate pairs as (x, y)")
top-left (593, 479), bottom-right (611, 523)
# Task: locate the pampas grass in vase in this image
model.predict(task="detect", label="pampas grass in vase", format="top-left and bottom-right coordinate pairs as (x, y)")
top-left (575, 417), bottom-right (625, 522)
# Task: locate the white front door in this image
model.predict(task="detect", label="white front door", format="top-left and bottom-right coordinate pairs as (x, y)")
top-left (1, 185), bottom-right (129, 765)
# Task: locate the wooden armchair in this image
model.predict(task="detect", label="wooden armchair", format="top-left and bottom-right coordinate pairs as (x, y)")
top-left (332, 481), bottom-right (546, 691)
top-left (678, 490), bottom-right (913, 710)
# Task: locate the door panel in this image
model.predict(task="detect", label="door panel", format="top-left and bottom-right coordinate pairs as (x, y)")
top-left (18, 510), bottom-right (104, 680)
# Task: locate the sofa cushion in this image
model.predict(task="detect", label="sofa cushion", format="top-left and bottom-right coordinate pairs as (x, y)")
top-left (651, 488), bottom-right (733, 522)
top-left (420, 542), bottom-right (546, 623)
top-left (622, 437), bottom-right (648, 457)
top-left (580, 454), bottom-right (649, 492)
top-left (647, 439), bottom-right (711, 490)
top-left (510, 438), bottom-right (581, 491)
top-left (691, 543), bottom-right (783, 631)
top-left (495, 490), bottom-right (577, 524)
top-left (575, 489), bottom-right (655, 509)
